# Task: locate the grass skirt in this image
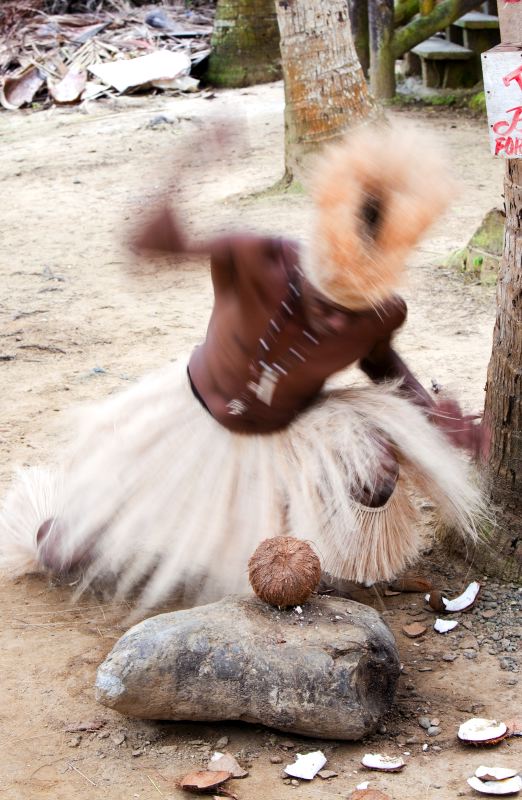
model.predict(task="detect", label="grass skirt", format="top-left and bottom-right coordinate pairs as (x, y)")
top-left (0, 358), bottom-right (483, 611)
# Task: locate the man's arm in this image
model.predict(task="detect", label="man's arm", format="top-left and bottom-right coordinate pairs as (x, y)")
top-left (360, 338), bottom-right (486, 458)
top-left (131, 203), bottom-right (238, 288)
top-left (360, 339), bottom-right (434, 410)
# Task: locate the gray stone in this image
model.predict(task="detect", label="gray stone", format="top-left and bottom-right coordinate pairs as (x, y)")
top-left (95, 595), bottom-right (400, 740)
top-left (427, 726), bottom-right (441, 736)
top-left (215, 736), bottom-right (229, 750)
top-left (418, 716), bottom-right (431, 730)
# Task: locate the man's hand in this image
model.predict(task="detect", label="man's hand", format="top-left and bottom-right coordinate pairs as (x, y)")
top-left (429, 399), bottom-right (490, 461)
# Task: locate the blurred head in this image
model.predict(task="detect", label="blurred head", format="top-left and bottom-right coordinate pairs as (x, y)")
top-left (301, 122), bottom-right (455, 312)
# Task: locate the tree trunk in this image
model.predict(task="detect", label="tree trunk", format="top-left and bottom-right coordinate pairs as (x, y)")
top-left (369, 0), bottom-right (396, 99)
top-left (392, 0), bottom-right (483, 58)
top-left (479, 2), bottom-right (522, 580)
top-left (275, 0), bottom-right (373, 183)
top-left (394, 0), bottom-right (419, 27)
top-left (419, 0), bottom-right (435, 14)
top-left (207, 0), bottom-right (281, 88)
top-left (348, 0), bottom-right (370, 75)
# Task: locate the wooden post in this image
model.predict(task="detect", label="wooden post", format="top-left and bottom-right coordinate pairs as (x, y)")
top-left (369, 0), bottom-right (396, 98)
top-left (479, 3), bottom-right (522, 579)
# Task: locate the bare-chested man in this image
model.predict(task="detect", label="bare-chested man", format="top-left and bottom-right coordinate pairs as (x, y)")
top-left (0, 124), bottom-right (485, 610)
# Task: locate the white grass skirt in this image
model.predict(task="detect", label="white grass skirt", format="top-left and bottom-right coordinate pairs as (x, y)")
top-left (0, 358), bottom-right (483, 611)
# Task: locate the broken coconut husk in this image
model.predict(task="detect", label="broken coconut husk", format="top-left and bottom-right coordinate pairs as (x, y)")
top-left (434, 618), bottom-right (459, 634)
top-left (47, 66), bottom-right (86, 103)
top-left (458, 719), bottom-right (508, 746)
top-left (179, 770), bottom-right (231, 793)
top-left (467, 775), bottom-right (522, 795)
top-left (475, 767), bottom-right (520, 782)
top-left (361, 754), bottom-right (405, 772)
top-left (389, 572), bottom-right (433, 592)
top-left (0, 65), bottom-right (45, 109)
top-left (426, 580), bottom-right (481, 613)
top-left (248, 536), bottom-right (322, 608)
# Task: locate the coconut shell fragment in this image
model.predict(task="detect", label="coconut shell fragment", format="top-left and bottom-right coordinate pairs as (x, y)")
top-left (248, 536), bottom-right (321, 607)
top-left (179, 770), bottom-right (231, 793)
top-left (434, 618), bottom-right (459, 634)
top-left (475, 767), bottom-right (520, 782)
top-left (458, 719), bottom-right (508, 746)
top-left (467, 775), bottom-right (522, 795)
top-left (402, 622), bottom-right (427, 639)
top-left (361, 753), bottom-right (405, 772)
top-left (349, 791), bottom-right (391, 800)
top-left (390, 572), bottom-right (433, 592)
top-left (444, 580), bottom-right (481, 612)
top-left (426, 581), bottom-right (481, 614)
top-left (426, 589), bottom-right (447, 612)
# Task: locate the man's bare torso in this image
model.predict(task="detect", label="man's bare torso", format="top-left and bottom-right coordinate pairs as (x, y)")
top-left (188, 235), bottom-right (406, 434)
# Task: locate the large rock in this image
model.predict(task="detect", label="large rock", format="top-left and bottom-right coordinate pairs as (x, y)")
top-left (95, 595), bottom-right (400, 740)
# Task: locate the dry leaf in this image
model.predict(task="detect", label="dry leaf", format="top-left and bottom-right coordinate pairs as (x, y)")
top-left (402, 622), bottom-right (427, 639)
top-left (179, 770), bottom-right (231, 793)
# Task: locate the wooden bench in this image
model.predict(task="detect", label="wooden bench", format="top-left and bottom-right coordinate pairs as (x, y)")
top-left (449, 11), bottom-right (500, 54)
top-left (411, 37), bottom-right (475, 89)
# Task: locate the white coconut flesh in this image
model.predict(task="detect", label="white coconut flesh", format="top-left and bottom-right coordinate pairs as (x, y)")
top-left (434, 618), bottom-right (459, 633)
top-left (444, 580), bottom-right (481, 612)
top-left (458, 718), bottom-right (508, 743)
top-left (361, 754), bottom-right (405, 772)
top-left (467, 775), bottom-right (522, 795)
top-left (425, 580), bottom-right (481, 613)
top-left (476, 767), bottom-right (520, 782)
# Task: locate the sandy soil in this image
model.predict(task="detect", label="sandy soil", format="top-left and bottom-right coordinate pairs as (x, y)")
top-left (0, 82), bottom-right (519, 800)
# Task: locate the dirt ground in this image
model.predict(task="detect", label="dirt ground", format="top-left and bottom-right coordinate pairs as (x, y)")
top-left (0, 82), bottom-right (520, 800)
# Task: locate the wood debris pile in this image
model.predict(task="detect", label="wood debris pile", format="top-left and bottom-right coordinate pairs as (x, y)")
top-left (0, 1), bottom-right (216, 110)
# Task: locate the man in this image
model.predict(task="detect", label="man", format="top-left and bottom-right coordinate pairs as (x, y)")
top-left (0, 124), bottom-right (485, 611)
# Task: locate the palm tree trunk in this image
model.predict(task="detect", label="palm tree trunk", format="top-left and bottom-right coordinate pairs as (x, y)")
top-left (208, 0), bottom-right (282, 88)
top-left (275, 0), bottom-right (373, 182)
top-left (473, 4), bottom-right (522, 580)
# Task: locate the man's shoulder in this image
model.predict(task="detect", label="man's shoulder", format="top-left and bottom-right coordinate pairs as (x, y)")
top-left (377, 294), bottom-right (407, 332)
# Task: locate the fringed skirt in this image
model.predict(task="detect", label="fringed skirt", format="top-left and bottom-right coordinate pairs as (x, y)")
top-left (0, 358), bottom-right (483, 611)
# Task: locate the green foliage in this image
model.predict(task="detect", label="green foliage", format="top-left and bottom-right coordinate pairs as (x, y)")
top-left (388, 92), bottom-right (458, 107)
top-left (468, 90), bottom-right (487, 114)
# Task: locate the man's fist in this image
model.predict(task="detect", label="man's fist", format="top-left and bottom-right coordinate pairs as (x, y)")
top-left (430, 398), bottom-right (490, 461)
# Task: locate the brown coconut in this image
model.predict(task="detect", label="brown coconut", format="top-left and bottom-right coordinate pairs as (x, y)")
top-left (248, 536), bottom-right (322, 608)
